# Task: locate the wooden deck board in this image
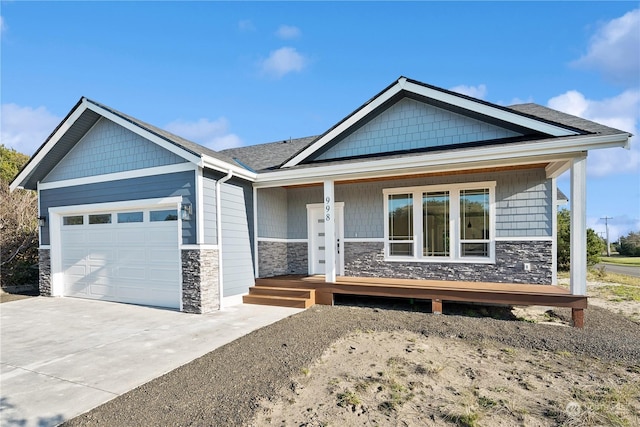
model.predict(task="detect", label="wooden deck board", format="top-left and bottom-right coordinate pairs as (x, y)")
top-left (254, 275), bottom-right (587, 327)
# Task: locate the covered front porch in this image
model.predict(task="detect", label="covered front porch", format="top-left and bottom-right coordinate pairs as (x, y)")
top-left (243, 275), bottom-right (588, 327)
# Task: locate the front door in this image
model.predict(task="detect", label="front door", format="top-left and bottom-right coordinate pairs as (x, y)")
top-left (307, 203), bottom-right (344, 276)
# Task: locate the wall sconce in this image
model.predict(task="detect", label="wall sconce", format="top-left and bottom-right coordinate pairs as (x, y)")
top-left (181, 203), bottom-right (192, 221)
top-left (38, 216), bottom-right (47, 227)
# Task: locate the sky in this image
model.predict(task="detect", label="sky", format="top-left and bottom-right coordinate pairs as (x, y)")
top-left (1, 1), bottom-right (638, 241)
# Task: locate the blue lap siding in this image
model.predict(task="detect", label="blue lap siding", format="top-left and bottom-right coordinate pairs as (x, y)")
top-left (39, 171), bottom-right (196, 245)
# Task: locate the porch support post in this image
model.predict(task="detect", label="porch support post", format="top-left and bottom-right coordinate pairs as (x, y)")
top-left (570, 155), bottom-right (587, 296)
top-left (323, 180), bottom-right (336, 283)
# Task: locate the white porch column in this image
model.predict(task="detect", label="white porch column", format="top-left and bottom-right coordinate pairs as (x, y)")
top-left (570, 156), bottom-right (587, 296)
top-left (323, 180), bottom-right (336, 283)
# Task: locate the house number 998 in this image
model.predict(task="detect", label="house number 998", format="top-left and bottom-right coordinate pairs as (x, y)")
top-left (325, 196), bottom-right (331, 222)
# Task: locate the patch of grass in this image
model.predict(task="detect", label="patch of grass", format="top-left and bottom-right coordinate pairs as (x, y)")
top-left (477, 395), bottom-right (498, 408)
top-left (565, 382), bottom-right (640, 427)
top-left (598, 284), bottom-right (640, 302)
top-left (601, 256), bottom-right (640, 267)
top-left (300, 367), bottom-right (310, 376)
top-left (447, 411), bottom-right (480, 427)
top-left (500, 347), bottom-right (516, 356)
top-left (336, 390), bottom-right (360, 408)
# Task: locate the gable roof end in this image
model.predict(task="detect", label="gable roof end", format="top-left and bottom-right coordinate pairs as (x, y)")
top-left (10, 98), bottom-right (255, 191)
top-left (280, 77), bottom-right (584, 168)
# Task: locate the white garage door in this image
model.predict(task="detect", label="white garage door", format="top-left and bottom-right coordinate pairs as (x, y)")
top-left (60, 207), bottom-right (181, 309)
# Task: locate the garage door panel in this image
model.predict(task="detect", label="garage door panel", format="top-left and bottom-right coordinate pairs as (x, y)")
top-left (149, 248), bottom-right (179, 263)
top-left (87, 230), bottom-right (115, 243)
top-left (118, 266), bottom-right (147, 280)
top-left (116, 230), bottom-right (146, 244)
top-left (117, 248), bottom-right (147, 262)
top-left (148, 268), bottom-right (179, 283)
top-left (89, 284), bottom-right (117, 297)
top-left (63, 230), bottom-right (87, 245)
top-left (61, 205), bottom-right (181, 310)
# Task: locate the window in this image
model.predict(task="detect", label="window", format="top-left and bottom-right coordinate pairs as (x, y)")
top-left (117, 212), bottom-right (144, 223)
top-left (63, 215), bottom-right (83, 225)
top-left (423, 191), bottom-right (449, 256)
top-left (89, 214), bottom-right (111, 224)
top-left (388, 194), bottom-right (413, 256)
top-left (150, 209), bottom-right (178, 222)
top-left (460, 189), bottom-right (490, 257)
top-left (384, 182), bottom-right (495, 262)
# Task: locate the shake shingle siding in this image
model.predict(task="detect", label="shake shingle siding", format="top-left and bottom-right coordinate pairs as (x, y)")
top-left (43, 118), bottom-right (187, 182)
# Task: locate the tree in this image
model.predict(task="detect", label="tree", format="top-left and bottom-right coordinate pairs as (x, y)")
top-left (556, 208), bottom-right (604, 271)
top-left (0, 145), bottom-right (39, 288)
top-left (616, 231), bottom-right (640, 256)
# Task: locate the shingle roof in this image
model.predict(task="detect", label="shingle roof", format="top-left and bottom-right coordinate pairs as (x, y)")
top-left (220, 136), bottom-right (318, 171)
top-left (508, 103), bottom-right (630, 137)
top-left (235, 102), bottom-right (632, 174)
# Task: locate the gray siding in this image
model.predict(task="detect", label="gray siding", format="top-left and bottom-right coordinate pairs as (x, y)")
top-left (220, 179), bottom-right (255, 297)
top-left (40, 171), bottom-right (196, 245)
top-left (287, 169), bottom-right (553, 238)
top-left (315, 98), bottom-right (522, 161)
top-left (43, 118), bottom-right (187, 182)
top-left (202, 175), bottom-right (217, 244)
top-left (257, 187), bottom-right (288, 238)
top-left (287, 186), bottom-right (323, 239)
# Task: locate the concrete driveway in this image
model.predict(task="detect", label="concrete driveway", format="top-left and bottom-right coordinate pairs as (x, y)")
top-left (0, 297), bottom-right (302, 427)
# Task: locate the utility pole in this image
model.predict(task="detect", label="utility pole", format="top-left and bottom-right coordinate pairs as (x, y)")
top-left (600, 216), bottom-right (613, 256)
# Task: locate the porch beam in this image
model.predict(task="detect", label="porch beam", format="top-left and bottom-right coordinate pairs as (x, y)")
top-left (323, 180), bottom-right (336, 283)
top-left (570, 155), bottom-right (587, 296)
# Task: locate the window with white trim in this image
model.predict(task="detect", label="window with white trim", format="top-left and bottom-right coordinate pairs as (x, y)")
top-left (384, 182), bottom-right (495, 262)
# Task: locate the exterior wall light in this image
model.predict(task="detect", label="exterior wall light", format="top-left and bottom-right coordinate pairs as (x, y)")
top-left (38, 216), bottom-right (47, 227)
top-left (181, 203), bottom-right (192, 221)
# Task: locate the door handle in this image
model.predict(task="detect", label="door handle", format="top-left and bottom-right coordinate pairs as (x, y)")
top-left (337, 239), bottom-right (340, 254)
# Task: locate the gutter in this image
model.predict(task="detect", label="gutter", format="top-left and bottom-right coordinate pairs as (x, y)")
top-left (216, 170), bottom-right (233, 310)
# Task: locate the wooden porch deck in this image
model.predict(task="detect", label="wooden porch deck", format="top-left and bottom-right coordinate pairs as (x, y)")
top-left (244, 275), bottom-right (588, 327)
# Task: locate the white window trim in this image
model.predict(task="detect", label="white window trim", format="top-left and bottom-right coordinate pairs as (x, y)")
top-left (383, 181), bottom-right (496, 264)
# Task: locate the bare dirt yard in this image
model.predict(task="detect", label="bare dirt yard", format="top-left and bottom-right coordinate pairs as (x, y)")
top-left (32, 275), bottom-right (640, 427)
top-left (250, 280), bottom-right (640, 427)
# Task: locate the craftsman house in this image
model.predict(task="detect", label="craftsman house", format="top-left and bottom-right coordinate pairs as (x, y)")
top-left (11, 77), bottom-right (631, 325)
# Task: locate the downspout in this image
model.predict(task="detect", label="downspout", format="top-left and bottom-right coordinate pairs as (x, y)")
top-left (216, 170), bottom-right (233, 310)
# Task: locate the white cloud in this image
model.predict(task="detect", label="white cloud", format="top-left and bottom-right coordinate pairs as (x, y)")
top-left (276, 25), bottom-right (301, 40)
top-left (238, 20), bottom-right (255, 32)
top-left (572, 9), bottom-right (640, 86)
top-left (0, 104), bottom-right (61, 156)
top-left (548, 89), bottom-right (639, 176)
top-left (588, 214), bottom-right (640, 242)
top-left (449, 84), bottom-right (487, 100)
top-left (259, 46), bottom-right (306, 78)
top-left (164, 117), bottom-right (243, 151)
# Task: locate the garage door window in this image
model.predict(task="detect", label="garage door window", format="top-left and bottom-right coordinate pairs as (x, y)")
top-left (89, 214), bottom-right (112, 224)
top-left (150, 209), bottom-right (178, 222)
top-left (63, 215), bottom-right (83, 225)
top-left (117, 212), bottom-right (144, 223)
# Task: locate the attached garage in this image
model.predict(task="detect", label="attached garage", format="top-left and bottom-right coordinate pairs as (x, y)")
top-left (50, 200), bottom-right (183, 309)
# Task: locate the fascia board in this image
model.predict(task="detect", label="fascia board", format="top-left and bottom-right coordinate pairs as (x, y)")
top-left (10, 99), bottom-right (90, 192)
top-left (84, 102), bottom-right (204, 167)
top-left (255, 133), bottom-right (628, 188)
top-left (201, 155), bottom-right (257, 181)
top-left (402, 80), bottom-right (580, 137)
top-left (282, 83), bottom-right (404, 168)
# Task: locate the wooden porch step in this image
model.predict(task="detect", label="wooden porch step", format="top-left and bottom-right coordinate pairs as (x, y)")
top-left (243, 284), bottom-right (316, 308)
top-left (255, 277), bottom-right (314, 289)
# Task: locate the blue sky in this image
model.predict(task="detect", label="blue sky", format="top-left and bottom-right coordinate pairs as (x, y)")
top-left (1, 1), bottom-right (638, 241)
